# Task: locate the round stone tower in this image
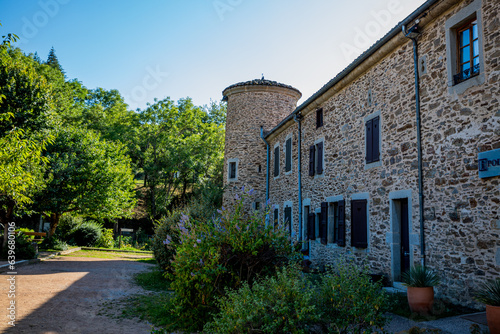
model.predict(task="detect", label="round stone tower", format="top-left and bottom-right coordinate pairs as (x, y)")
top-left (222, 78), bottom-right (301, 210)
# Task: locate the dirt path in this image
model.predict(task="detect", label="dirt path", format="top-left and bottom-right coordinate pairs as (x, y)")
top-left (0, 255), bottom-right (155, 333)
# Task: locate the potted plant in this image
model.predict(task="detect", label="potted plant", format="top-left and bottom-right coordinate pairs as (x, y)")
top-left (475, 278), bottom-right (500, 334)
top-left (402, 265), bottom-right (440, 314)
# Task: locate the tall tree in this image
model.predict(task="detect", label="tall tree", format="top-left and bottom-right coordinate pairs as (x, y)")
top-left (46, 46), bottom-right (64, 75)
top-left (36, 127), bottom-right (136, 236)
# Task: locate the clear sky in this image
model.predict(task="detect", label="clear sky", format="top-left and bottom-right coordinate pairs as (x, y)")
top-left (1, 0), bottom-right (426, 111)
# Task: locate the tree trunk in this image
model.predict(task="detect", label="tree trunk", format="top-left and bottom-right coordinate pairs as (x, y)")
top-left (1, 198), bottom-right (16, 249)
top-left (48, 213), bottom-right (61, 237)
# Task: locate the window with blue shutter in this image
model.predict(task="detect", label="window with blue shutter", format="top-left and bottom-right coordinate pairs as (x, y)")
top-left (285, 138), bottom-right (292, 172)
top-left (351, 199), bottom-right (368, 248)
top-left (366, 116), bottom-right (380, 164)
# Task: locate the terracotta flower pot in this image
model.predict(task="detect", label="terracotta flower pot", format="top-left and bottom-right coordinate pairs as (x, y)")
top-left (407, 286), bottom-right (434, 314)
top-left (486, 305), bottom-right (500, 334)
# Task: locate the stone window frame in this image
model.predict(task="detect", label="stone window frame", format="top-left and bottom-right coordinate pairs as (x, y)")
top-left (273, 141), bottom-right (280, 180)
top-left (252, 201), bottom-right (262, 211)
top-left (284, 134), bottom-right (293, 176)
top-left (326, 195), bottom-right (344, 248)
top-left (350, 192), bottom-right (370, 253)
top-left (227, 158), bottom-right (239, 182)
top-left (314, 137), bottom-right (325, 179)
top-left (364, 110), bottom-right (382, 170)
top-left (445, 0), bottom-right (485, 95)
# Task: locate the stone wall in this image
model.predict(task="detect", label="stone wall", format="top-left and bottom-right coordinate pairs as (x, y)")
top-left (264, 0), bottom-right (499, 306)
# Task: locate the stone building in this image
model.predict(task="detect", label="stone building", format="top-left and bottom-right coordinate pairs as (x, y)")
top-left (222, 0), bottom-right (499, 305)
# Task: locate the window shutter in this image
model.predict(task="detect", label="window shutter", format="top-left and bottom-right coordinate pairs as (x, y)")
top-left (309, 145), bottom-right (315, 176)
top-left (307, 213), bottom-right (315, 240)
top-left (351, 199), bottom-right (368, 248)
top-left (284, 207), bottom-right (292, 235)
top-left (320, 202), bottom-right (328, 245)
top-left (316, 142), bottom-right (323, 174)
top-left (274, 146), bottom-right (280, 177)
top-left (366, 119), bottom-right (373, 163)
top-left (337, 200), bottom-right (346, 246)
top-left (285, 138), bottom-right (292, 172)
top-left (372, 116), bottom-right (380, 162)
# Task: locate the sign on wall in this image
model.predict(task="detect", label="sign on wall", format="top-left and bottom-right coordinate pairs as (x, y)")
top-left (478, 148), bottom-right (500, 179)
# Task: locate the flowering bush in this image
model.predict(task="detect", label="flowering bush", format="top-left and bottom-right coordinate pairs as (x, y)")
top-left (204, 265), bottom-right (320, 334)
top-left (167, 190), bottom-right (300, 331)
top-left (151, 211), bottom-right (183, 272)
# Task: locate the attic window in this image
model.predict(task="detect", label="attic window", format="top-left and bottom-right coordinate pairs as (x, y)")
top-left (316, 108), bottom-right (323, 128)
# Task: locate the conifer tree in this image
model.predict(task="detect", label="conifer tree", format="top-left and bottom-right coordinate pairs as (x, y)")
top-left (46, 46), bottom-right (64, 74)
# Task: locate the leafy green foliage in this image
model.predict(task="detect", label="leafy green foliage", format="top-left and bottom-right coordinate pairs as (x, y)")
top-left (205, 265), bottom-right (320, 334)
top-left (15, 228), bottom-right (35, 239)
top-left (474, 278), bottom-right (500, 306)
top-left (167, 191), bottom-right (299, 331)
top-left (402, 266), bottom-right (440, 287)
top-left (10, 232), bottom-right (37, 260)
top-left (97, 228), bottom-right (114, 248)
top-left (57, 214), bottom-right (84, 241)
top-left (67, 221), bottom-right (103, 247)
top-left (37, 126), bottom-right (136, 235)
top-left (152, 211), bottom-right (182, 272)
top-left (316, 258), bottom-right (390, 333)
top-left (40, 236), bottom-right (68, 251)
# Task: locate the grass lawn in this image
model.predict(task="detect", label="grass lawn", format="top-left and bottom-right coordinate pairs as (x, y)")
top-left (62, 249), bottom-right (156, 264)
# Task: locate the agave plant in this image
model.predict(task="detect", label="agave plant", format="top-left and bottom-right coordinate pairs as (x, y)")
top-left (402, 265), bottom-right (440, 287)
top-left (475, 278), bottom-right (500, 306)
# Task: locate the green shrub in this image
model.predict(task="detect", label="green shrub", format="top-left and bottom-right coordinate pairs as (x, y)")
top-left (40, 236), bottom-right (68, 251)
top-left (316, 257), bottom-right (389, 333)
top-left (205, 265), bottom-right (320, 334)
top-left (167, 190), bottom-right (300, 331)
top-left (12, 232), bottom-right (37, 260)
top-left (97, 228), bottom-right (114, 248)
top-left (151, 211), bottom-right (182, 272)
top-left (68, 221), bottom-right (103, 247)
top-left (57, 214), bottom-right (83, 241)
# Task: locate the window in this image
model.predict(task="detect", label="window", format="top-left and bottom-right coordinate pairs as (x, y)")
top-left (273, 144), bottom-right (280, 178)
top-left (307, 211), bottom-right (315, 241)
top-left (365, 116), bottom-right (380, 164)
top-left (273, 207), bottom-right (279, 228)
top-left (284, 206), bottom-right (292, 237)
top-left (316, 108), bottom-right (323, 128)
top-left (351, 199), bottom-right (368, 248)
top-left (328, 200), bottom-right (345, 246)
top-left (285, 137), bottom-right (292, 173)
top-left (227, 158), bottom-right (238, 182)
top-left (445, 0), bottom-right (484, 94)
top-left (309, 140), bottom-right (324, 176)
top-left (455, 19), bottom-right (479, 85)
top-left (319, 202), bottom-right (328, 245)
top-left (254, 201), bottom-right (260, 210)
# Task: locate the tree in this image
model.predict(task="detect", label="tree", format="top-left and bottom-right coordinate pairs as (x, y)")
top-left (0, 46), bottom-right (53, 248)
top-left (36, 127), bottom-right (136, 236)
top-left (138, 97), bottom-right (225, 217)
top-left (45, 46), bottom-right (64, 75)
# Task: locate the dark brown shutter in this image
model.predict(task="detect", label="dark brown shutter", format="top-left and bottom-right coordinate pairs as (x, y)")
top-left (307, 213), bottom-right (315, 240)
top-left (284, 207), bottom-right (292, 236)
top-left (274, 146), bottom-right (279, 177)
top-left (351, 199), bottom-right (368, 248)
top-left (366, 119), bottom-right (373, 163)
top-left (316, 142), bottom-right (323, 174)
top-left (337, 200), bottom-right (346, 246)
top-left (320, 202), bottom-right (328, 245)
top-left (372, 116), bottom-right (380, 162)
top-left (274, 208), bottom-right (279, 228)
top-left (316, 108), bottom-right (323, 128)
top-left (285, 138), bottom-right (292, 172)
top-left (309, 145), bottom-right (315, 176)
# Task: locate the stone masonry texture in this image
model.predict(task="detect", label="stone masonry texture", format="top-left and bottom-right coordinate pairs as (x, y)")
top-left (222, 0), bottom-right (499, 306)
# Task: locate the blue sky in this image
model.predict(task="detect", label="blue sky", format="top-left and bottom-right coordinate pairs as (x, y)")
top-left (1, 0), bottom-right (426, 111)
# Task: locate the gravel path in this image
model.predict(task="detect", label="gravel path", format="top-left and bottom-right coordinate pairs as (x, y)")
top-left (0, 255), bottom-right (155, 333)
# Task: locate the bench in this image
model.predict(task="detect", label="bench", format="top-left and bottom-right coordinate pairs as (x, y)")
top-left (14, 231), bottom-right (47, 242)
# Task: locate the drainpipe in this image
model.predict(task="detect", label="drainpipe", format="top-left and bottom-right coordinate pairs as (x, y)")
top-left (260, 126), bottom-right (270, 226)
top-left (403, 23), bottom-right (426, 267)
top-left (294, 113), bottom-right (303, 243)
